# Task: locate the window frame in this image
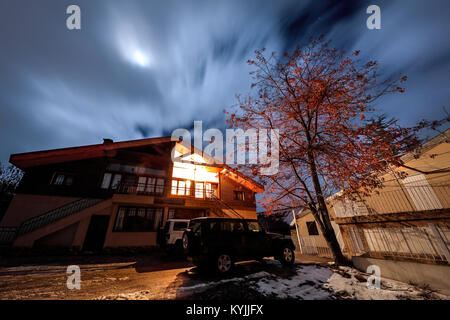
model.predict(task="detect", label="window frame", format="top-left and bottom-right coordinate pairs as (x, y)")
top-left (50, 172), bottom-right (74, 187)
top-left (306, 221), bottom-right (319, 236)
top-left (113, 206), bottom-right (164, 232)
top-left (233, 190), bottom-right (245, 201)
top-left (171, 178), bottom-right (218, 199)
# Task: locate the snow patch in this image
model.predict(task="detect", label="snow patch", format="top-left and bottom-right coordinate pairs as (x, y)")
top-left (178, 271), bottom-right (271, 292)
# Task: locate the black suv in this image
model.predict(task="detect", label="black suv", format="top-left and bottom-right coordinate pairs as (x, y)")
top-left (182, 217), bottom-right (296, 274)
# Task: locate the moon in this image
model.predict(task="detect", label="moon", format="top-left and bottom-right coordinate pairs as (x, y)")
top-left (133, 50), bottom-right (149, 67)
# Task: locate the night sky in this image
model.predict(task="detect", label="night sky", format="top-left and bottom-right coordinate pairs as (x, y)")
top-left (1, 0), bottom-right (449, 163)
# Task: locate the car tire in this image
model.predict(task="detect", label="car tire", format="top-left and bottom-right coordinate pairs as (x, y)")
top-left (174, 240), bottom-right (186, 259)
top-left (215, 253), bottom-right (233, 274)
top-left (182, 232), bottom-right (190, 255)
top-left (278, 246), bottom-right (295, 266)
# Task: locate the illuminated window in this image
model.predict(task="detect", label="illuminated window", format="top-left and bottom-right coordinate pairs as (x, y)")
top-left (178, 180), bottom-right (186, 195)
top-left (185, 180), bottom-right (192, 196)
top-left (171, 180), bottom-right (178, 195)
top-left (195, 182), bottom-right (204, 198)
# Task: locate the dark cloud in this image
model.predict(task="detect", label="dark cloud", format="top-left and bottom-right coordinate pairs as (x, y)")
top-left (0, 0), bottom-right (449, 162)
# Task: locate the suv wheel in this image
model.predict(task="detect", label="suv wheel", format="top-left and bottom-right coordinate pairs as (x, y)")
top-left (182, 232), bottom-right (189, 254)
top-left (279, 246), bottom-right (295, 266)
top-left (216, 253), bottom-right (233, 274)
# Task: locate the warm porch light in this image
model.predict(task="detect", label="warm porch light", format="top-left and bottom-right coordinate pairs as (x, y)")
top-left (172, 151), bottom-right (219, 183)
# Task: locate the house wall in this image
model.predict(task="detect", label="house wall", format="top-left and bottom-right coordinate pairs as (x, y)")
top-left (0, 194), bottom-right (80, 227)
top-left (34, 222), bottom-right (80, 247)
top-left (219, 175), bottom-right (256, 207)
top-left (12, 199), bottom-right (112, 248)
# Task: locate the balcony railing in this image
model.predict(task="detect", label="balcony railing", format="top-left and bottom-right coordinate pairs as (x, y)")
top-left (115, 181), bottom-right (218, 200)
top-left (115, 182), bottom-right (165, 196)
top-left (332, 184), bottom-right (450, 218)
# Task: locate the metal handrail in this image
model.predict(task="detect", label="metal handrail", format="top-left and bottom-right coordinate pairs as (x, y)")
top-left (17, 198), bottom-right (104, 235)
top-left (210, 195), bottom-right (245, 219)
top-left (0, 226), bottom-right (18, 244)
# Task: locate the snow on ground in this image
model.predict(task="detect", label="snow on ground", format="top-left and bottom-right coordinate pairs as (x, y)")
top-left (177, 271), bottom-right (271, 292)
top-left (324, 266), bottom-right (448, 300)
top-left (253, 262), bottom-right (448, 300)
top-left (96, 261), bottom-right (449, 300)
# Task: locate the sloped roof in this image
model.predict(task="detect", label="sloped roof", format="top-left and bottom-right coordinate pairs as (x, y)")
top-left (10, 136), bottom-right (264, 193)
top-left (10, 136), bottom-right (173, 169)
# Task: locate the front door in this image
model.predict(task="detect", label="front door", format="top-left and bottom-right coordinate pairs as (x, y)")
top-left (82, 215), bottom-right (110, 251)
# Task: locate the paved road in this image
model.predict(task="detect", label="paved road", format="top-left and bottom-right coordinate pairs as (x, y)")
top-left (0, 253), bottom-right (313, 300)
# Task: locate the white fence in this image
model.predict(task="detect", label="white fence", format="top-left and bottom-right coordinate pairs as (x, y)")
top-left (291, 223), bottom-right (450, 265)
top-left (346, 224), bottom-right (450, 264)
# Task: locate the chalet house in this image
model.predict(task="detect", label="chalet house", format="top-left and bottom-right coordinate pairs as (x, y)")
top-left (0, 137), bottom-right (263, 251)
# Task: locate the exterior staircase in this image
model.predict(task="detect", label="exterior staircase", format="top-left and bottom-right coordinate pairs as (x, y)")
top-left (210, 195), bottom-right (244, 219)
top-left (0, 198), bottom-right (104, 245)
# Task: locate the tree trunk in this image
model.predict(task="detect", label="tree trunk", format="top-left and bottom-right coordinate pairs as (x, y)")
top-left (306, 149), bottom-right (349, 265)
top-left (319, 209), bottom-right (348, 265)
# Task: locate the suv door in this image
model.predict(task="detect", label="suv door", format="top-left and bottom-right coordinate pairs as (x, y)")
top-left (244, 221), bottom-right (272, 258)
top-left (204, 220), bottom-right (222, 252)
top-left (220, 220), bottom-right (247, 259)
top-left (185, 220), bottom-right (203, 255)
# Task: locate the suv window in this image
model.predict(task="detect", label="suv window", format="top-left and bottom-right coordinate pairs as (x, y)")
top-left (208, 221), bottom-right (221, 233)
top-left (173, 222), bottom-right (188, 231)
top-left (222, 221), bottom-right (245, 233)
top-left (190, 221), bottom-right (202, 236)
top-left (247, 221), bottom-right (262, 232)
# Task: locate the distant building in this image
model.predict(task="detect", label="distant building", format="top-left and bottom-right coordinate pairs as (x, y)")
top-left (0, 137), bottom-right (263, 250)
top-left (257, 207), bottom-right (299, 235)
top-left (290, 208), bottom-right (345, 259)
